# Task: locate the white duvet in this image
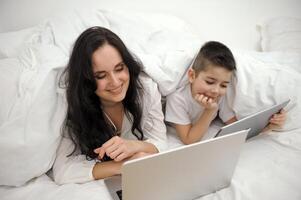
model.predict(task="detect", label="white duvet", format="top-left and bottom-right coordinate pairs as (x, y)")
top-left (1, 128), bottom-right (301, 200)
top-left (0, 9), bottom-right (301, 200)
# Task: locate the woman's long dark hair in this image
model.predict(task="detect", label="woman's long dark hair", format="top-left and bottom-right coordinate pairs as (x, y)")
top-left (61, 26), bottom-right (144, 160)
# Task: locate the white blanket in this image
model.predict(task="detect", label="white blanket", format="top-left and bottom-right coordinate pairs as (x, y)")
top-left (1, 128), bottom-right (301, 200)
top-left (0, 9), bottom-right (200, 186)
top-left (1, 9), bottom-right (301, 200)
top-left (230, 50), bottom-right (301, 131)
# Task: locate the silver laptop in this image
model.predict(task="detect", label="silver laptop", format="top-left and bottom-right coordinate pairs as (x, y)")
top-left (105, 129), bottom-right (248, 200)
top-left (215, 99), bottom-right (290, 140)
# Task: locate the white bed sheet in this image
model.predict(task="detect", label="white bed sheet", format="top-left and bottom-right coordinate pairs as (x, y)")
top-left (1, 127), bottom-right (301, 200)
top-left (1, 9), bottom-right (301, 200)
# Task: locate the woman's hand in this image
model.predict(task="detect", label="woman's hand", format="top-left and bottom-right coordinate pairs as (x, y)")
top-left (194, 94), bottom-right (218, 110)
top-left (128, 152), bottom-right (152, 160)
top-left (92, 150), bottom-right (151, 180)
top-left (94, 136), bottom-right (140, 162)
top-left (265, 109), bottom-right (287, 131)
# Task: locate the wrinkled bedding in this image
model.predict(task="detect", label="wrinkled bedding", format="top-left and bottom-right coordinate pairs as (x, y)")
top-left (1, 9), bottom-right (301, 200)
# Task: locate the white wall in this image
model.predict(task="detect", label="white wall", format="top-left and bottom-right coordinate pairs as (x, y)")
top-left (0, 0), bottom-right (300, 50)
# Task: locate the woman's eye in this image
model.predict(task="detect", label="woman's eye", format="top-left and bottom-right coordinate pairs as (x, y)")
top-left (116, 64), bottom-right (125, 72)
top-left (116, 67), bottom-right (123, 72)
top-left (95, 74), bottom-right (106, 79)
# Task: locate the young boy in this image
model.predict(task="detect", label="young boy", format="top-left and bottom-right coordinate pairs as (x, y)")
top-left (165, 41), bottom-right (286, 144)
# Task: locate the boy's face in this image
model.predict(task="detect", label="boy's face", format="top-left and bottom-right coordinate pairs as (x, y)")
top-left (188, 65), bottom-right (232, 103)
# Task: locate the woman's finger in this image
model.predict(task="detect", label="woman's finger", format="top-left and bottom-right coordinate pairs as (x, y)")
top-left (114, 152), bottom-right (128, 162)
top-left (102, 136), bottom-right (119, 149)
top-left (109, 145), bottom-right (126, 160)
top-left (104, 142), bottom-right (121, 156)
top-left (98, 147), bottom-right (106, 159)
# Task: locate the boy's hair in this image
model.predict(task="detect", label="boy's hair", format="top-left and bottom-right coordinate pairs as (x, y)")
top-left (192, 41), bottom-right (236, 74)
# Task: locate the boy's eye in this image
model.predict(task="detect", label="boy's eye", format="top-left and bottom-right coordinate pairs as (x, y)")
top-left (205, 81), bottom-right (214, 85)
top-left (221, 85), bottom-right (228, 88)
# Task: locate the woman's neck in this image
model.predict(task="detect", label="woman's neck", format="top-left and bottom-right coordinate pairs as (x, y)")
top-left (102, 102), bottom-right (124, 133)
top-left (102, 102), bottom-right (124, 115)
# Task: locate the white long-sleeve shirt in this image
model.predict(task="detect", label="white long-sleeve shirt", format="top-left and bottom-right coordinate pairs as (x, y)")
top-left (52, 74), bottom-right (167, 184)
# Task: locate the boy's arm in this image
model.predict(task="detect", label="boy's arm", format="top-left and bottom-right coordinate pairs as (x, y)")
top-left (174, 109), bottom-right (217, 144)
top-left (225, 116), bottom-right (237, 124)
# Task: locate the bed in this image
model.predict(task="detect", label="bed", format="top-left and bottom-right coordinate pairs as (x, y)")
top-left (1, 3), bottom-right (301, 200)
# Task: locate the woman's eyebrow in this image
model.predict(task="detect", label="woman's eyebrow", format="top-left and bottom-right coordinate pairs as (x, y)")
top-left (94, 71), bottom-right (106, 75)
top-left (115, 61), bottom-right (124, 67)
top-left (220, 79), bottom-right (230, 84)
top-left (93, 61), bottom-right (124, 74)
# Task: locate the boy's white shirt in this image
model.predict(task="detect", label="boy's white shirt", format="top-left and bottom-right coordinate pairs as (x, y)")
top-left (165, 82), bottom-right (235, 126)
top-left (52, 74), bottom-right (167, 184)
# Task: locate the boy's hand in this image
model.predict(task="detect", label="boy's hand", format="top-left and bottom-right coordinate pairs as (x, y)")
top-left (194, 94), bottom-right (218, 110)
top-left (265, 109), bottom-right (287, 131)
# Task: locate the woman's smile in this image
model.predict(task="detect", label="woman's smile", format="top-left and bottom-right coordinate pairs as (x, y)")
top-left (108, 84), bottom-right (123, 95)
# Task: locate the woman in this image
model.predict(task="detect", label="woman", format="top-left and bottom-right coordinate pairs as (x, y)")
top-left (53, 26), bottom-right (167, 184)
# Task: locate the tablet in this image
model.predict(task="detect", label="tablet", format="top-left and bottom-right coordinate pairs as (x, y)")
top-left (215, 99), bottom-right (290, 140)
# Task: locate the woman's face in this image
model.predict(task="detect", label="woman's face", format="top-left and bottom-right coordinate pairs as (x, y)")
top-left (92, 44), bottom-right (130, 107)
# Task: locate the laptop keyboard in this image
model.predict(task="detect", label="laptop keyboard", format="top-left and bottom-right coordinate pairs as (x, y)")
top-left (116, 190), bottom-right (122, 200)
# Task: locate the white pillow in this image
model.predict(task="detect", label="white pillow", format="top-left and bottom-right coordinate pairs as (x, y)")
top-left (39, 9), bottom-right (202, 95)
top-left (102, 10), bottom-right (202, 96)
top-left (227, 50), bottom-right (301, 131)
top-left (0, 44), bottom-right (67, 186)
top-left (247, 51), bottom-right (301, 74)
top-left (0, 58), bottom-right (22, 125)
top-left (0, 9), bottom-right (200, 186)
top-left (259, 17), bottom-right (301, 53)
top-left (40, 9), bottom-right (110, 55)
top-left (0, 27), bottom-right (37, 58)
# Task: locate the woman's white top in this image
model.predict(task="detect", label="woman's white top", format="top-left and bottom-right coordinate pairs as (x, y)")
top-left (52, 74), bottom-right (167, 184)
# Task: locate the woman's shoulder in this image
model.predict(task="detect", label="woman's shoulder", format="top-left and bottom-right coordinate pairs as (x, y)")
top-left (138, 72), bottom-right (159, 93)
top-left (139, 72), bottom-right (155, 84)
top-left (138, 73), bottom-right (161, 110)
